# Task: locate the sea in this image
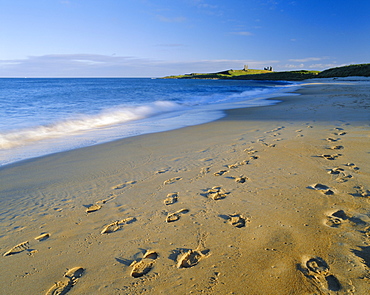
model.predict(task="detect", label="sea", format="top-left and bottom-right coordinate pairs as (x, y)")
top-left (0, 78), bottom-right (300, 167)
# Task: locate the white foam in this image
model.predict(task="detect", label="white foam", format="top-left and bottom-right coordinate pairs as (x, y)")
top-left (0, 82), bottom-right (300, 166)
top-left (0, 101), bottom-right (181, 150)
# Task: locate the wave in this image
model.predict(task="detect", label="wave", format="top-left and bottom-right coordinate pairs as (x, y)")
top-left (0, 101), bottom-right (181, 150)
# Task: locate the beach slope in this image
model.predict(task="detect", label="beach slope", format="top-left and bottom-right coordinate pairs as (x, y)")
top-left (0, 78), bottom-right (369, 294)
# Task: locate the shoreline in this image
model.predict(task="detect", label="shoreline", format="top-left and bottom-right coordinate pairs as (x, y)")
top-left (0, 79), bottom-right (298, 168)
top-left (0, 79), bottom-right (299, 168)
top-left (1, 78), bottom-right (369, 294)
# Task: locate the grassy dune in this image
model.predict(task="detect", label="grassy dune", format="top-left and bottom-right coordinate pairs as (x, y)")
top-left (163, 63), bottom-right (370, 81)
top-left (317, 63), bottom-right (370, 78)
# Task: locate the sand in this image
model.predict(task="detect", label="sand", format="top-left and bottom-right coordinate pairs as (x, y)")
top-left (0, 78), bottom-right (369, 294)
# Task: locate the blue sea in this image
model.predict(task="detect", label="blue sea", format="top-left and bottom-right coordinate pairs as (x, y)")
top-left (0, 78), bottom-right (299, 166)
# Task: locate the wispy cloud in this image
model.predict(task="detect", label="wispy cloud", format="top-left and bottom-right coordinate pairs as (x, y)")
top-left (281, 63), bottom-right (305, 69)
top-left (188, 0), bottom-right (223, 16)
top-left (190, 0), bottom-right (218, 9)
top-left (308, 63), bottom-right (346, 70)
top-left (279, 60), bottom-right (341, 71)
top-left (156, 15), bottom-right (186, 23)
top-left (288, 57), bottom-right (327, 62)
top-left (0, 54), bottom-right (278, 77)
top-left (156, 44), bottom-right (186, 47)
top-left (231, 31), bottom-right (253, 36)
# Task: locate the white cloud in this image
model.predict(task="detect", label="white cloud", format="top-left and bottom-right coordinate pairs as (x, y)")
top-left (0, 61), bottom-right (21, 66)
top-left (281, 63), bottom-right (305, 69)
top-left (189, 0), bottom-right (218, 10)
top-left (288, 57), bottom-right (326, 62)
top-left (231, 31), bottom-right (253, 36)
top-left (308, 63), bottom-right (346, 70)
top-left (156, 44), bottom-right (186, 48)
top-left (0, 54), bottom-right (279, 77)
top-left (156, 15), bottom-right (186, 23)
top-left (72, 59), bottom-right (106, 65)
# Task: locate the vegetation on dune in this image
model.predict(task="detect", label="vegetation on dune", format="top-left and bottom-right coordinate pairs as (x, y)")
top-left (317, 63), bottom-right (370, 78)
top-left (163, 69), bottom-right (271, 79)
top-left (230, 70), bottom-right (320, 81)
top-left (163, 63), bottom-right (369, 81)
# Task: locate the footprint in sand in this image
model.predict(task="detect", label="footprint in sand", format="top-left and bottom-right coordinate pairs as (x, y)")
top-left (86, 204), bottom-right (102, 213)
top-left (227, 163), bottom-right (239, 169)
top-left (318, 154), bottom-right (342, 160)
top-left (308, 184), bottom-right (334, 195)
top-left (35, 233), bottom-right (50, 242)
top-left (325, 209), bottom-right (366, 228)
top-left (228, 160), bottom-right (249, 169)
top-left (3, 241), bottom-right (30, 256)
top-left (261, 142), bottom-right (276, 147)
top-left (45, 267), bottom-right (84, 295)
top-left (325, 210), bottom-right (348, 228)
top-left (335, 173), bottom-right (353, 183)
top-left (244, 148), bottom-right (258, 154)
top-left (329, 145), bottom-right (344, 150)
top-left (164, 192), bottom-right (178, 205)
top-left (200, 167), bottom-right (210, 174)
top-left (364, 226), bottom-right (370, 238)
top-left (249, 155), bottom-right (259, 160)
top-left (326, 137), bottom-right (340, 142)
top-left (299, 257), bottom-right (341, 292)
top-left (99, 194), bottom-right (116, 204)
top-left (345, 163), bottom-right (360, 172)
top-left (351, 185), bottom-right (370, 198)
top-left (4, 233), bottom-right (52, 256)
top-left (163, 177), bottom-right (182, 185)
top-left (327, 168), bottom-right (353, 182)
top-left (333, 131), bottom-right (347, 136)
top-left (206, 186), bottom-right (228, 200)
top-left (234, 175), bottom-right (248, 183)
top-left (166, 208), bottom-right (189, 223)
top-left (113, 180), bottom-right (136, 190)
top-left (130, 251), bottom-right (158, 278)
top-left (101, 217), bottom-right (136, 234)
top-left (87, 194), bottom-right (116, 213)
top-left (156, 168), bottom-right (169, 174)
top-left (265, 126), bottom-right (285, 134)
top-left (214, 170), bottom-right (228, 176)
top-left (176, 249), bottom-right (210, 268)
top-left (327, 167), bottom-right (344, 175)
top-left (227, 214), bottom-right (250, 228)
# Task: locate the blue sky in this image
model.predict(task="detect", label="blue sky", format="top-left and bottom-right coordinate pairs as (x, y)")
top-left (0, 0), bottom-right (369, 77)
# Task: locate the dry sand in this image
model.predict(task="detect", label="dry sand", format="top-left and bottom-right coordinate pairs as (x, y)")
top-left (0, 78), bottom-right (369, 294)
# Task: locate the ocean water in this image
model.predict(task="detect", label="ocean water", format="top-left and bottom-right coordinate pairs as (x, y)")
top-left (0, 78), bottom-right (299, 166)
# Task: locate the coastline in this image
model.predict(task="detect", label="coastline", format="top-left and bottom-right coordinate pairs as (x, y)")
top-left (1, 78), bottom-right (369, 294)
top-left (0, 78), bottom-right (297, 167)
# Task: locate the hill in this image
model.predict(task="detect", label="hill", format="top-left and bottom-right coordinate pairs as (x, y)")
top-left (317, 63), bottom-right (370, 78)
top-left (163, 69), bottom-right (320, 81)
top-left (163, 63), bottom-right (370, 81)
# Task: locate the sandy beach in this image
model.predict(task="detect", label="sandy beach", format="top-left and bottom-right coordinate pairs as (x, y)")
top-left (1, 78), bottom-right (369, 294)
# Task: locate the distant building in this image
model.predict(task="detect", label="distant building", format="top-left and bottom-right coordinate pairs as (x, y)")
top-left (243, 65), bottom-right (248, 71)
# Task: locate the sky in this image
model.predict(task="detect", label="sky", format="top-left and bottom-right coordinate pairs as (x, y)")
top-left (0, 0), bottom-right (369, 77)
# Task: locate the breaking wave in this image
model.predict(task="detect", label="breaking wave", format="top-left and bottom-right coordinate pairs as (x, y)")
top-left (0, 101), bottom-right (181, 150)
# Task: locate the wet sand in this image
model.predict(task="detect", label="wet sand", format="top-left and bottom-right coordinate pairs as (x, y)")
top-left (0, 78), bottom-right (369, 294)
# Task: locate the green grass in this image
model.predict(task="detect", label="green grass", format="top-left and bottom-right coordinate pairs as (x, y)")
top-left (162, 63), bottom-right (369, 81)
top-left (317, 63), bottom-right (370, 78)
top-left (230, 70), bottom-right (320, 81)
top-left (163, 69), bottom-right (319, 81)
